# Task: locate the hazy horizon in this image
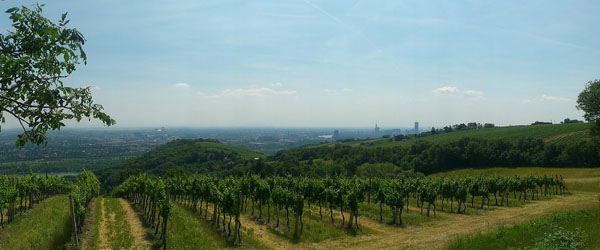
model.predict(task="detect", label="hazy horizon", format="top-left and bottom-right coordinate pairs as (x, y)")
top-left (1, 0), bottom-right (598, 129)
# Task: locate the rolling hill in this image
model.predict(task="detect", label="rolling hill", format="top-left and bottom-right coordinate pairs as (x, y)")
top-left (330, 123), bottom-right (590, 148)
top-left (271, 123), bottom-right (598, 176)
top-left (97, 138), bottom-right (265, 190)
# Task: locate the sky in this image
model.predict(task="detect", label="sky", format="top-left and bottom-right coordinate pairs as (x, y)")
top-left (1, 0), bottom-right (599, 129)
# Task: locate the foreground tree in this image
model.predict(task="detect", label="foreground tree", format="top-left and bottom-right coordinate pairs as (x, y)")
top-left (0, 4), bottom-right (114, 147)
top-left (577, 79), bottom-right (600, 146)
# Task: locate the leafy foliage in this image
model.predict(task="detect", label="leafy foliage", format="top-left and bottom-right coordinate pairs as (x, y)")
top-left (70, 169), bottom-right (100, 236)
top-left (272, 136), bottom-right (599, 175)
top-left (577, 79), bottom-right (600, 147)
top-left (0, 4), bottom-right (114, 147)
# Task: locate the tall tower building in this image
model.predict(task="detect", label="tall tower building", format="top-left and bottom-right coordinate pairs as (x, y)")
top-left (414, 122), bottom-right (419, 134)
top-left (375, 121), bottom-right (380, 135)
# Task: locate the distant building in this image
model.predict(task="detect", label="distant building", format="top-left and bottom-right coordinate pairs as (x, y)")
top-left (414, 122), bottom-right (419, 134)
top-left (333, 130), bottom-right (340, 139)
top-left (375, 122), bottom-right (380, 135)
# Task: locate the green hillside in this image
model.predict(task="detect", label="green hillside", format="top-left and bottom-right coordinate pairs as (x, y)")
top-left (333, 123), bottom-right (590, 148)
top-left (97, 139), bottom-right (265, 190)
top-left (269, 123), bottom-right (598, 176)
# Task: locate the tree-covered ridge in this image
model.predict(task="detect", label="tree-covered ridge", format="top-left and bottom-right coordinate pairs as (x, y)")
top-left (271, 136), bottom-right (599, 176)
top-left (97, 139), bottom-right (266, 190)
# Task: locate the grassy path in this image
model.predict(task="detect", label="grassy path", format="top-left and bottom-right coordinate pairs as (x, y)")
top-left (0, 195), bottom-right (72, 249)
top-left (119, 199), bottom-right (151, 249)
top-left (80, 197), bottom-right (152, 250)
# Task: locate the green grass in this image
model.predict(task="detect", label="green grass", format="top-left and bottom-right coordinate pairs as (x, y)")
top-left (446, 200), bottom-right (600, 250)
top-left (80, 198), bottom-right (102, 250)
top-left (329, 123), bottom-right (591, 148)
top-left (0, 195), bottom-right (72, 250)
top-left (167, 204), bottom-right (264, 249)
top-left (103, 197), bottom-right (134, 249)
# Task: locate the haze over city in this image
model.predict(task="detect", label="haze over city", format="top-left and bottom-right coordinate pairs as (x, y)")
top-left (1, 0), bottom-right (598, 128)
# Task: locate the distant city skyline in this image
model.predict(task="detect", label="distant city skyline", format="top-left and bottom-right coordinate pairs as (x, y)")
top-left (1, 0), bottom-right (598, 128)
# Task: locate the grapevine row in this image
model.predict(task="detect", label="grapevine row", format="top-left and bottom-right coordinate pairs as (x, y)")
top-left (112, 174), bottom-right (172, 248)
top-left (114, 173), bottom-right (567, 243)
top-left (0, 173), bottom-right (71, 228)
top-left (69, 169), bottom-right (101, 244)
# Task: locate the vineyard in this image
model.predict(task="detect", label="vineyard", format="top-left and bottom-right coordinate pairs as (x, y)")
top-left (0, 170), bottom-right (101, 248)
top-left (0, 173), bottom-right (71, 227)
top-left (113, 173), bottom-right (569, 247)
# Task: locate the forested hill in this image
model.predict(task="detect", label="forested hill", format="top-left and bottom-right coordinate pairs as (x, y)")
top-left (97, 138), bottom-right (265, 190)
top-left (268, 123), bottom-right (598, 177)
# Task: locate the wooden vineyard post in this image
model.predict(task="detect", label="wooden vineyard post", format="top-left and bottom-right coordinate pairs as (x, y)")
top-left (69, 194), bottom-right (79, 246)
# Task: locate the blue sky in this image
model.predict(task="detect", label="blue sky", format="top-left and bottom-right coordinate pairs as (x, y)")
top-left (1, 0), bottom-right (599, 128)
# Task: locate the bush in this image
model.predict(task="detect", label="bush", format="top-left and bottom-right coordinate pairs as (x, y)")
top-left (526, 227), bottom-right (587, 250)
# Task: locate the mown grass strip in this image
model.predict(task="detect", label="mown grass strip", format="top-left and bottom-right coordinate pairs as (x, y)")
top-left (79, 197), bottom-right (102, 250)
top-left (446, 201), bottom-right (600, 250)
top-left (0, 195), bottom-right (72, 249)
top-left (104, 197), bottom-right (134, 249)
top-left (167, 205), bottom-right (229, 249)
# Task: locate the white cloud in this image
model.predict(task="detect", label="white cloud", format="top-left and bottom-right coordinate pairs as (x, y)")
top-left (272, 82), bottom-right (283, 87)
top-left (434, 86), bottom-right (459, 95)
top-left (324, 89), bottom-right (341, 96)
top-left (93, 86), bottom-right (102, 90)
top-left (324, 88), bottom-right (353, 96)
top-left (173, 83), bottom-right (190, 89)
top-left (522, 94), bottom-right (572, 104)
top-left (464, 90), bottom-right (484, 98)
top-left (197, 87), bottom-right (296, 98)
top-left (541, 94), bottom-right (571, 102)
top-left (521, 99), bottom-right (538, 104)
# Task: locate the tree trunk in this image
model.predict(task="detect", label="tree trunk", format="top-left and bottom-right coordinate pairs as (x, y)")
top-left (293, 213), bottom-right (301, 240)
top-left (426, 203), bottom-right (431, 217)
top-left (379, 202), bottom-right (383, 222)
top-left (286, 206), bottom-right (290, 227)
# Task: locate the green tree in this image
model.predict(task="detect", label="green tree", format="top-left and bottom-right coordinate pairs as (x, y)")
top-left (576, 79), bottom-right (600, 146)
top-left (0, 4), bottom-right (114, 147)
top-left (356, 163), bottom-right (400, 179)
